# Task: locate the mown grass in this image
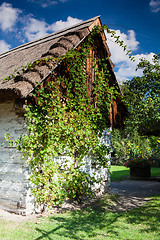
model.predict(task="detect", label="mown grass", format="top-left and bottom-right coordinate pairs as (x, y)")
top-left (151, 167), bottom-right (160, 177)
top-left (110, 165), bottom-right (130, 181)
top-left (111, 165), bottom-right (160, 182)
top-left (0, 195), bottom-right (160, 239)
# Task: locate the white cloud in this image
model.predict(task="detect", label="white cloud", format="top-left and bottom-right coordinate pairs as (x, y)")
top-left (106, 30), bottom-right (155, 83)
top-left (28, 0), bottom-right (68, 7)
top-left (150, 0), bottom-right (160, 12)
top-left (41, 1), bottom-right (57, 8)
top-left (28, 0), bottom-right (58, 8)
top-left (24, 16), bottom-right (82, 41)
top-left (24, 17), bottom-right (49, 42)
top-left (106, 29), bottom-right (139, 64)
top-left (49, 16), bottom-right (82, 32)
top-left (0, 40), bottom-right (11, 53)
top-left (0, 2), bottom-right (21, 31)
top-left (114, 52), bottom-right (154, 83)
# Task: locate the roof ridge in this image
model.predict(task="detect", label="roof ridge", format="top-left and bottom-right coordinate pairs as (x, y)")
top-left (0, 16), bottom-right (100, 59)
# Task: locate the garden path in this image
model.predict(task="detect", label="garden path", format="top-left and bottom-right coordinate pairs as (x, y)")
top-left (110, 178), bottom-right (160, 211)
top-left (111, 178), bottom-right (160, 197)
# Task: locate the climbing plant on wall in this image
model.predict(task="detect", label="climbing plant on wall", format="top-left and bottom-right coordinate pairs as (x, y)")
top-left (5, 26), bottom-right (127, 208)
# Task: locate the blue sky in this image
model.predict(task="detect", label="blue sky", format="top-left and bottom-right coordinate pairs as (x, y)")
top-left (0, 0), bottom-right (159, 82)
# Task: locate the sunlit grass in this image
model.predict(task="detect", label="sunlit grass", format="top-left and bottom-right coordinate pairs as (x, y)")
top-left (111, 165), bottom-right (160, 182)
top-left (110, 165), bottom-right (129, 181)
top-left (151, 167), bottom-right (160, 177)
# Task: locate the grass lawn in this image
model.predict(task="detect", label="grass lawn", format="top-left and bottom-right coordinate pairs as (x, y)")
top-left (0, 195), bottom-right (160, 239)
top-left (110, 166), bottom-right (130, 181)
top-left (111, 165), bottom-right (160, 182)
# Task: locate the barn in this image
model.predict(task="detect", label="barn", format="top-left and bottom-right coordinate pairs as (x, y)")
top-left (0, 16), bottom-right (126, 215)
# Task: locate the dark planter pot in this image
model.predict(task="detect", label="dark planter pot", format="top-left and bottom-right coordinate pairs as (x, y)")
top-left (130, 166), bottom-right (151, 179)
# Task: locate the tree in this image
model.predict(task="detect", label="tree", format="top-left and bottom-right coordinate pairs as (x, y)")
top-left (123, 53), bottom-right (160, 136)
top-left (111, 54), bottom-right (160, 166)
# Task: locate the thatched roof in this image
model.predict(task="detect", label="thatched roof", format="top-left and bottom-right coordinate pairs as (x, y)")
top-left (0, 16), bottom-right (113, 101)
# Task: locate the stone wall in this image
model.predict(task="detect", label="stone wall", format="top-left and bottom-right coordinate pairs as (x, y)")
top-left (81, 129), bottom-right (111, 194)
top-left (0, 101), bottom-right (33, 215)
top-left (55, 129), bottom-right (111, 195)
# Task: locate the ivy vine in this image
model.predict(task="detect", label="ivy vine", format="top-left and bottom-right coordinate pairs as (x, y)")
top-left (4, 26), bottom-right (126, 208)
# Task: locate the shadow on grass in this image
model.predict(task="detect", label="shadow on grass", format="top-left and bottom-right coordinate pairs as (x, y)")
top-left (35, 212), bottom-right (121, 240)
top-left (124, 196), bottom-right (160, 233)
top-left (35, 226), bottom-right (62, 240)
top-left (34, 196), bottom-right (160, 240)
top-left (34, 198), bottom-right (121, 240)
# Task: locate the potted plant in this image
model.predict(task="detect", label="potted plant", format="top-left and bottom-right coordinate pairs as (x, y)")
top-left (125, 156), bottom-right (152, 179)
